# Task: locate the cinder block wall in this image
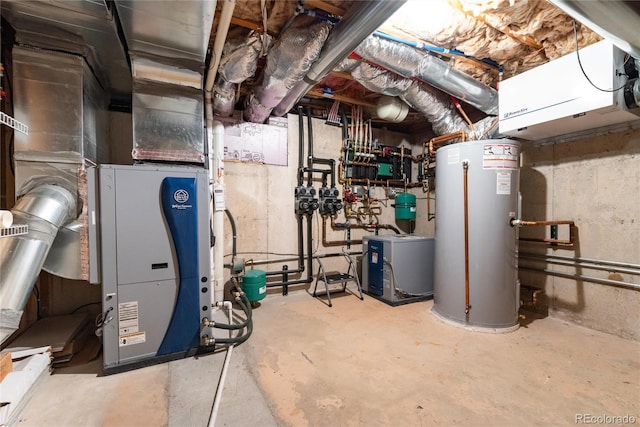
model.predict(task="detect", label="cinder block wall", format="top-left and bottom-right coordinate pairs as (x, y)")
top-left (519, 128), bottom-right (640, 340)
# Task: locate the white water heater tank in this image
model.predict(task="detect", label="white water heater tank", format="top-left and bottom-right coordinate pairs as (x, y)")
top-left (432, 139), bottom-right (520, 332)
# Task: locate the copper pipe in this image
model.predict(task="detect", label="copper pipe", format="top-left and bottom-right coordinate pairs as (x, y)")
top-left (479, 118), bottom-right (499, 139)
top-left (426, 131), bottom-right (468, 157)
top-left (512, 219), bottom-right (576, 246)
top-left (322, 217), bottom-right (401, 247)
top-left (322, 217), bottom-right (362, 247)
top-left (462, 160), bottom-right (471, 318)
top-left (348, 161), bottom-right (377, 167)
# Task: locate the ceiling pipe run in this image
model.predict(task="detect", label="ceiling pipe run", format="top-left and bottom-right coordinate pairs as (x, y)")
top-left (0, 185), bottom-right (76, 344)
top-left (353, 35), bottom-right (499, 115)
top-left (243, 16), bottom-right (331, 123)
top-left (343, 61), bottom-right (496, 138)
top-left (272, 0), bottom-right (407, 117)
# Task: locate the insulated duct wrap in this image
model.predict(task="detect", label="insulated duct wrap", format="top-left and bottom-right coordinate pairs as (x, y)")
top-left (214, 31), bottom-right (267, 117)
top-left (0, 185), bottom-right (76, 344)
top-left (348, 62), bottom-right (496, 138)
top-left (244, 17), bottom-right (331, 123)
top-left (354, 35), bottom-right (499, 115)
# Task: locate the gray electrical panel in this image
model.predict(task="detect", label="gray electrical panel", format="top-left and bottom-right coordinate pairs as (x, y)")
top-left (90, 164), bottom-right (212, 373)
top-left (361, 235), bottom-right (434, 305)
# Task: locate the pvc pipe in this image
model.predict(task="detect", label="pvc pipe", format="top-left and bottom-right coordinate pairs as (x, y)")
top-left (0, 210), bottom-right (13, 229)
top-left (205, 0), bottom-right (237, 94)
top-left (212, 121), bottom-right (226, 302)
top-left (208, 343), bottom-right (234, 427)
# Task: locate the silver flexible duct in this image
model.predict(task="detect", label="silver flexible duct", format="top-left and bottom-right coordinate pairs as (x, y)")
top-left (0, 184), bottom-right (76, 344)
top-left (347, 62), bottom-right (497, 138)
top-left (272, 0), bottom-right (407, 117)
top-left (243, 16), bottom-right (331, 123)
top-left (354, 35), bottom-right (498, 115)
top-left (214, 31), bottom-right (267, 117)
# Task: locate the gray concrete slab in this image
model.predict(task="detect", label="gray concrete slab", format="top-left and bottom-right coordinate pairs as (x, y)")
top-left (12, 291), bottom-right (640, 427)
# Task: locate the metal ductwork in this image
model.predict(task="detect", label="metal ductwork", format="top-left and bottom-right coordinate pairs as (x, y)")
top-left (549, 1), bottom-right (640, 58)
top-left (273, 0), bottom-right (408, 117)
top-left (0, 185), bottom-right (76, 344)
top-left (213, 30), bottom-right (268, 117)
top-left (353, 34), bottom-right (499, 115)
top-left (345, 61), bottom-right (496, 138)
top-left (243, 16), bottom-right (331, 123)
top-left (1, 0), bottom-right (131, 95)
top-left (114, 0), bottom-right (216, 163)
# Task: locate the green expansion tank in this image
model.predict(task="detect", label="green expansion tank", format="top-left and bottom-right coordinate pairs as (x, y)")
top-left (242, 269), bottom-right (267, 302)
top-left (395, 192), bottom-right (416, 220)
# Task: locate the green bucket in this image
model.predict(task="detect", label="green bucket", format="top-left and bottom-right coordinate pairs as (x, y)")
top-left (395, 192), bottom-right (417, 220)
top-left (242, 269), bottom-right (267, 302)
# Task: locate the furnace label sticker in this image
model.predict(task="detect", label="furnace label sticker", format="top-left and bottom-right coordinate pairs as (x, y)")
top-left (119, 331), bottom-right (146, 347)
top-left (118, 301), bottom-right (139, 335)
top-left (483, 144), bottom-right (518, 170)
top-left (496, 172), bottom-right (512, 195)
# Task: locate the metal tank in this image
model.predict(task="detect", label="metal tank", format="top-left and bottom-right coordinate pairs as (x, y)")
top-left (432, 139), bottom-right (520, 331)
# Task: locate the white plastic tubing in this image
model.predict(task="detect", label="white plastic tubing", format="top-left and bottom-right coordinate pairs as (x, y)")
top-left (206, 0), bottom-right (236, 303)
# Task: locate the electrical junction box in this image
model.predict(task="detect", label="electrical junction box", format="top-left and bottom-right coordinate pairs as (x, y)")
top-left (362, 235), bottom-right (434, 305)
top-left (90, 164), bottom-right (212, 374)
top-left (499, 40), bottom-right (640, 140)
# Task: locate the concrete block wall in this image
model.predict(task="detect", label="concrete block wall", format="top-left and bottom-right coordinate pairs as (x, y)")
top-left (519, 128), bottom-right (640, 340)
top-left (223, 113), bottom-right (431, 290)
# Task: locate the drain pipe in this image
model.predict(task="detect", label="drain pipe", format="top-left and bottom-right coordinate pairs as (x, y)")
top-left (207, 301), bottom-right (234, 427)
top-left (0, 184), bottom-right (76, 344)
top-left (205, 0), bottom-right (237, 96)
top-left (206, 0), bottom-right (236, 302)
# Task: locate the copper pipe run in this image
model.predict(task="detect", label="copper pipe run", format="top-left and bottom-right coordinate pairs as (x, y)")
top-left (462, 160), bottom-right (471, 319)
top-left (322, 216), bottom-right (401, 247)
top-left (511, 219), bottom-right (576, 246)
top-left (425, 131), bottom-right (468, 157)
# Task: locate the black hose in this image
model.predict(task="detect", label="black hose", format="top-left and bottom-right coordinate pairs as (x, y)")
top-left (297, 106), bottom-right (305, 187)
top-left (312, 157), bottom-right (336, 187)
top-left (306, 213), bottom-right (313, 282)
top-left (340, 107), bottom-right (349, 140)
top-left (306, 107), bottom-right (313, 186)
top-left (210, 293), bottom-right (253, 344)
top-left (224, 209), bottom-right (237, 263)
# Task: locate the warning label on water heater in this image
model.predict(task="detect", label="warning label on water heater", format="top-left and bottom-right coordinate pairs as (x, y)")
top-left (496, 172), bottom-right (512, 195)
top-left (483, 144), bottom-right (518, 170)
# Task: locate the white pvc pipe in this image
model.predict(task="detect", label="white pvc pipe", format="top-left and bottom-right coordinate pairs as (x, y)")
top-left (208, 302), bottom-right (234, 427)
top-left (205, 0), bottom-right (237, 94)
top-left (206, 0), bottom-right (235, 304)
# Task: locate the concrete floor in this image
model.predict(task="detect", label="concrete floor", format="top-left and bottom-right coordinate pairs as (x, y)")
top-left (14, 290), bottom-right (640, 426)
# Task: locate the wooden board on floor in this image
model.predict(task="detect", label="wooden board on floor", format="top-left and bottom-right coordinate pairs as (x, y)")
top-left (6, 314), bottom-right (89, 353)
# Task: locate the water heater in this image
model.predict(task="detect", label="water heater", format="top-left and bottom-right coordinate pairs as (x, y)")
top-left (432, 139), bottom-right (520, 331)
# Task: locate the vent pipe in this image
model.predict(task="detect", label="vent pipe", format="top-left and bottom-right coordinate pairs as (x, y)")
top-left (345, 61), bottom-right (496, 138)
top-left (0, 184), bottom-right (76, 344)
top-left (353, 35), bottom-right (499, 115)
top-left (243, 17), bottom-right (331, 123)
top-left (273, 0), bottom-right (407, 117)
